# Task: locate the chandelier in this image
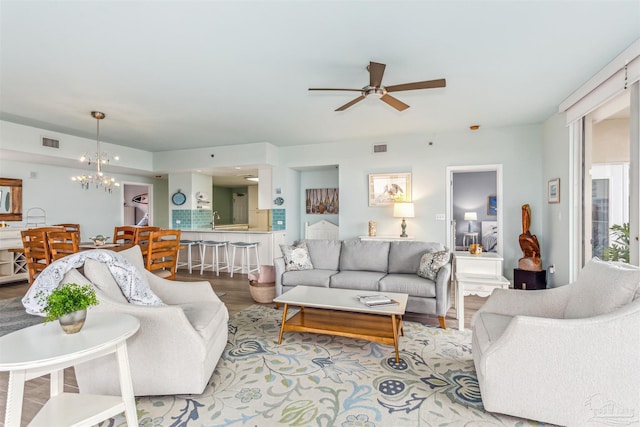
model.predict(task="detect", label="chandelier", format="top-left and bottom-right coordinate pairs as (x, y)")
top-left (72, 111), bottom-right (120, 193)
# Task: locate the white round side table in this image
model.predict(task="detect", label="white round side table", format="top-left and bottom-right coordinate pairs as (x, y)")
top-left (0, 312), bottom-right (140, 426)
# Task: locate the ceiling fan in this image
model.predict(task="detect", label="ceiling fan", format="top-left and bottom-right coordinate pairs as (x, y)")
top-left (309, 61), bottom-right (446, 112)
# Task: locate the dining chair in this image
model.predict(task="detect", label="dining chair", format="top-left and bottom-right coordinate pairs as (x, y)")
top-left (54, 223), bottom-right (81, 242)
top-left (145, 229), bottom-right (181, 280)
top-left (47, 230), bottom-right (80, 261)
top-left (20, 226), bottom-right (64, 284)
top-left (113, 226), bottom-right (138, 244)
top-left (134, 226), bottom-right (161, 262)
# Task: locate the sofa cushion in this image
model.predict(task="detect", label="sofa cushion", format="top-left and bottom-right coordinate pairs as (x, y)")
top-left (388, 241), bottom-right (446, 274)
top-left (304, 239), bottom-right (342, 271)
top-left (564, 257), bottom-right (640, 319)
top-left (280, 241), bottom-right (314, 271)
top-left (281, 269), bottom-right (335, 287)
top-left (330, 270), bottom-right (386, 291)
top-left (339, 239), bottom-right (389, 272)
top-left (83, 259), bottom-right (128, 303)
top-left (417, 250), bottom-right (450, 280)
top-left (379, 273), bottom-right (436, 298)
top-left (118, 245), bottom-right (148, 272)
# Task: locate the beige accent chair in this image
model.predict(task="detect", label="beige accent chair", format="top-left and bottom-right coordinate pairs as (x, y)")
top-left (65, 245), bottom-right (228, 396)
top-left (471, 258), bottom-right (640, 426)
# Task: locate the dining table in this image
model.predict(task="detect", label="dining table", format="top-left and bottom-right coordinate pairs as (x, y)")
top-left (78, 242), bottom-right (135, 252)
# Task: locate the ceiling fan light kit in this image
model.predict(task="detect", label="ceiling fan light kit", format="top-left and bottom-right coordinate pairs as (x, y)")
top-left (309, 61), bottom-right (446, 112)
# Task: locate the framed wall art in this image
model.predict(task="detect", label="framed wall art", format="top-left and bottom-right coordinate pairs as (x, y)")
top-left (487, 195), bottom-right (497, 215)
top-left (368, 173), bottom-right (411, 206)
top-left (548, 178), bottom-right (560, 203)
top-left (306, 188), bottom-right (339, 214)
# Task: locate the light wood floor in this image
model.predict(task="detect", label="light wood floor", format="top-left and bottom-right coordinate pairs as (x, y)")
top-left (0, 270), bottom-right (485, 426)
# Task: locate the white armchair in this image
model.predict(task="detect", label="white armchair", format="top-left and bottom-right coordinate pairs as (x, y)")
top-left (65, 245), bottom-right (228, 396)
top-left (471, 258), bottom-right (640, 426)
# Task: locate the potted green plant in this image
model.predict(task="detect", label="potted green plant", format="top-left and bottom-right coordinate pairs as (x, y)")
top-left (602, 223), bottom-right (630, 263)
top-left (37, 283), bottom-right (99, 334)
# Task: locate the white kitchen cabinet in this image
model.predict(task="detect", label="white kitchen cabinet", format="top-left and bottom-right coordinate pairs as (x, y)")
top-left (257, 167), bottom-right (272, 210)
top-left (0, 228), bottom-right (28, 284)
top-left (248, 186), bottom-right (271, 229)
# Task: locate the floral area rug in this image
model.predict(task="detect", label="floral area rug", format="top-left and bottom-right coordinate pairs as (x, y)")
top-left (104, 305), bottom-right (546, 427)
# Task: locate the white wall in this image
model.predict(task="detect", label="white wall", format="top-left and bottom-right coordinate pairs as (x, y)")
top-left (0, 158), bottom-right (165, 240)
top-left (541, 113), bottom-right (572, 286)
top-left (278, 125), bottom-right (544, 276)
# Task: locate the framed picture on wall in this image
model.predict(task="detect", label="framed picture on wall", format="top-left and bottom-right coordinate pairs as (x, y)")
top-left (548, 178), bottom-right (560, 203)
top-left (368, 173), bottom-right (411, 206)
top-left (306, 188), bottom-right (339, 214)
top-left (487, 195), bottom-right (497, 215)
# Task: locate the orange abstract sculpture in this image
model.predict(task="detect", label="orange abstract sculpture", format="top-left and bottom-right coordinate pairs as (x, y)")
top-left (518, 204), bottom-right (542, 271)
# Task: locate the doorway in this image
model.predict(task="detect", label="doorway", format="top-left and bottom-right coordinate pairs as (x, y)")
top-left (581, 91), bottom-right (631, 264)
top-left (446, 165), bottom-right (503, 255)
top-left (122, 183), bottom-right (152, 226)
top-left (233, 192), bottom-right (248, 224)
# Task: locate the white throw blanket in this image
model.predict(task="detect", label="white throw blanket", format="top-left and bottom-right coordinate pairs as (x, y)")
top-left (22, 249), bottom-right (164, 316)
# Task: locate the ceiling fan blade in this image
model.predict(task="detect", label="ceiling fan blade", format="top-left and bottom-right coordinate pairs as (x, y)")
top-left (335, 95), bottom-right (366, 111)
top-left (385, 78), bottom-right (446, 92)
top-left (380, 94), bottom-right (410, 111)
top-left (309, 88), bottom-right (363, 92)
top-left (369, 61), bottom-right (386, 87)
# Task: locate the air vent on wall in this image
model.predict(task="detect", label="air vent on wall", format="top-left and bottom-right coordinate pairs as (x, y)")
top-left (372, 143), bottom-right (387, 153)
top-left (41, 137), bottom-right (60, 148)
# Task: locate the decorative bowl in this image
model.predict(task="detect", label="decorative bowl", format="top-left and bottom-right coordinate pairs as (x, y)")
top-left (90, 235), bottom-right (108, 246)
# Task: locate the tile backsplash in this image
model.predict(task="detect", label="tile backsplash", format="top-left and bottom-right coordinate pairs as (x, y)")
top-left (172, 209), bottom-right (213, 229)
top-left (271, 209), bottom-right (285, 230)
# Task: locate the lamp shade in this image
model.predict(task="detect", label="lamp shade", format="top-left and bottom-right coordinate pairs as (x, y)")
top-left (393, 202), bottom-right (415, 218)
top-left (464, 212), bottom-right (477, 221)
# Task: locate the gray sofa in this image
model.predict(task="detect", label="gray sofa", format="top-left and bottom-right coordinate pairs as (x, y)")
top-left (274, 239), bottom-right (452, 327)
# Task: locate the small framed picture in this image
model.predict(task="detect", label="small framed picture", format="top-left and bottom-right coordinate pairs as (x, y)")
top-left (548, 178), bottom-right (560, 203)
top-left (487, 195), bottom-right (497, 215)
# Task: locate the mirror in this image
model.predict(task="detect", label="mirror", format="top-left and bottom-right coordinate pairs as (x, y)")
top-left (0, 178), bottom-right (23, 221)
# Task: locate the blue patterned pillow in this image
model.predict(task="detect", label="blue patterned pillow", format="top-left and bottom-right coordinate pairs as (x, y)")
top-left (280, 241), bottom-right (314, 271)
top-left (417, 251), bottom-right (449, 280)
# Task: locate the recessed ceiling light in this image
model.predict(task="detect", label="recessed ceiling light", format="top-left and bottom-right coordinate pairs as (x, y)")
top-left (470, 125), bottom-right (480, 131)
top-left (245, 177), bottom-right (259, 182)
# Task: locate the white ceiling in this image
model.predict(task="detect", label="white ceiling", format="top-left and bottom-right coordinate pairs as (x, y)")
top-left (1, 0), bottom-right (639, 158)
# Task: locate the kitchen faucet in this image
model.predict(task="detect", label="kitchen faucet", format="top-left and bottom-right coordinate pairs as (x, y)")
top-left (211, 211), bottom-right (220, 229)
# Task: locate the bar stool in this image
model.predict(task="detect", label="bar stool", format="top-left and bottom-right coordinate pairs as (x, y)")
top-left (177, 239), bottom-right (200, 274)
top-left (229, 242), bottom-right (260, 278)
top-left (197, 241), bottom-right (230, 276)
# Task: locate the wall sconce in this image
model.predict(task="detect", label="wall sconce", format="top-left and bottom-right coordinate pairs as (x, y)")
top-left (464, 212), bottom-right (477, 232)
top-left (393, 202), bottom-right (415, 237)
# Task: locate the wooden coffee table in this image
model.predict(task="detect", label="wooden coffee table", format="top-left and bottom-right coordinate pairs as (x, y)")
top-left (273, 286), bottom-right (408, 362)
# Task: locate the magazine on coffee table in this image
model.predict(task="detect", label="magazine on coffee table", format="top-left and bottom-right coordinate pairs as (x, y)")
top-left (358, 294), bottom-right (399, 307)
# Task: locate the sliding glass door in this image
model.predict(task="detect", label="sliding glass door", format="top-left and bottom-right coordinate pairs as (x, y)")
top-left (578, 84), bottom-right (639, 268)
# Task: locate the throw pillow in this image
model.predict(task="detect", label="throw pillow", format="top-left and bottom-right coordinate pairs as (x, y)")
top-left (564, 257), bottom-right (640, 319)
top-left (280, 241), bottom-right (314, 271)
top-left (417, 250), bottom-right (450, 280)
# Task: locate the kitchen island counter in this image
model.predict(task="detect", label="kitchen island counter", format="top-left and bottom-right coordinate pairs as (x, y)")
top-left (179, 229), bottom-right (286, 272)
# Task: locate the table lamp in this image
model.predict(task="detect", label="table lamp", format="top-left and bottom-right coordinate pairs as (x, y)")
top-left (393, 202), bottom-right (415, 237)
top-left (464, 212), bottom-right (477, 232)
